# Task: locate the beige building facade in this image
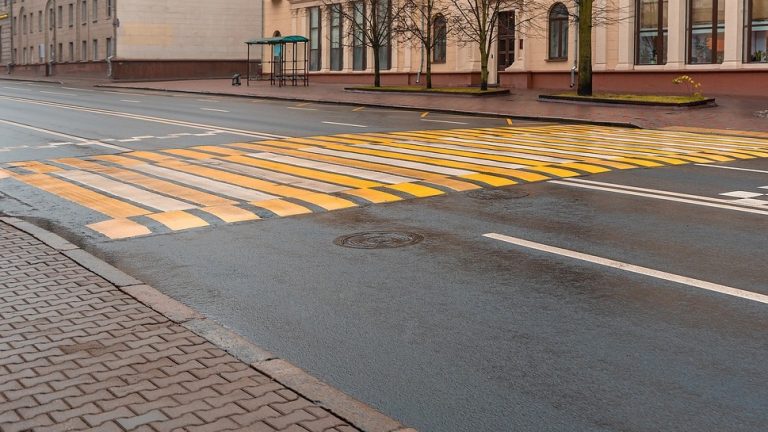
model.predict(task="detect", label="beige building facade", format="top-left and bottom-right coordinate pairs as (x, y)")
top-left (3, 0), bottom-right (263, 80)
top-left (264, 0), bottom-right (768, 95)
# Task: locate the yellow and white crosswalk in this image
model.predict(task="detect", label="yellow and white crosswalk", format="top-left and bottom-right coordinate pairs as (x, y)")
top-left (3, 125), bottom-right (768, 240)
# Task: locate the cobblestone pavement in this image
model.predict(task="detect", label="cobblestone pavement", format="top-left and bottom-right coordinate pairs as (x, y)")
top-left (0, 220), bottom-right (356, 432)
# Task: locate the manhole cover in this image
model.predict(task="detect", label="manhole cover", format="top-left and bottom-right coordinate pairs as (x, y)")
top-left (334, 231), bottom-right (424, 249)
top-left (467, 189), bottom-right (529, 200)
top-left (754, 110), bottom-right (768, 118)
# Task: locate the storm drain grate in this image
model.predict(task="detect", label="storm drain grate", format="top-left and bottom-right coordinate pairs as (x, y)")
top-left (467, 189), bottom-right (529, 200)
top-left (334, 231), bottom-right (424, 249)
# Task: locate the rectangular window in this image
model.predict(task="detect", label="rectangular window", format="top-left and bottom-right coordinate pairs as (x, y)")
top-left (106, 0), bottom-right (112, 17)
top-left (81, 1), bottom-right (87, 23)
top-left (352, 1), bottom-right (367, 71)
top-left (309, 7), bottom-right (321, 71)
top-left (38, 11), bottom-right (42, 32)
top-left (68, 42), bottom-right (74, 61)
top-left (106, 37), bottom-right (112, 58)
top-left (92, 0), bottom-right (97, 21)
top-left (330, 4), bottom-right (343, 71)
top-left (92, 39), bottom-right (98, 60)
top-left (636, 0), bottom-right (668, 64)
top-left (58, 43), bottom-right (63, 61)
top-left (745, 0), bottom-right (768, 62)
top-left (58, 6), bottom-right (63, 27)
top-left (81, 40), bottom-right (86, 61)
top-left (688, 0), bottom-right (725, 64)
top-left (69, 3), bottom-right (74, 26)
top-left (377, 0), bottom-right (391, 70)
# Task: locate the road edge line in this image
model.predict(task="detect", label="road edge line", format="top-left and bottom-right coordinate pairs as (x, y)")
top-left (0, 216), bottom-right (412, 432)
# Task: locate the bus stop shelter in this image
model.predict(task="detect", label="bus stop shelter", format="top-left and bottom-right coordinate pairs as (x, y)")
top-left (246, 36), bottom-right (309, 87)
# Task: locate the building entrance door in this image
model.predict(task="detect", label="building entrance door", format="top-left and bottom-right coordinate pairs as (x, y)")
top-left (497, 11), bottom-right (515, 71)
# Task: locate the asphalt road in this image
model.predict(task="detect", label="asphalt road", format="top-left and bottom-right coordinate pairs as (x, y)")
top-left (2, 80), bottom-right (767, 432)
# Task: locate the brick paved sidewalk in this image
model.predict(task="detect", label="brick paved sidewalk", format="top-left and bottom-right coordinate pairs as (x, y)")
top-left (0, 220), bottom-right (358, 432)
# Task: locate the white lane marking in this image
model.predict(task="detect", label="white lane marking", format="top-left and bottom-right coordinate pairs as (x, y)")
top-left (695, 163), bottom-right (768, 175)
top-left (121, 99), bottom-right (141, 103)
top-left (420, 119), bottom-right (469, 125)
top-left (358, 144), bottom-right (528, 169)
top-left (0, 94), bottom-right (288, 139)
top-left (552, 179), bottom-right (768, 216)
top-left (2, 86), bottom-right (28, 90)
top-left (733, 198), bottom-right (768, 207)
top-left (132, 164), bottom-right (276, 202)
top-left (62, 87), bottom-right (96, 92)
top-left (484, 233), bottom-right (768, 305)
top-left (200, 108), bottom-right (230, 113)
top-left (472, 134), bottom-right (683, 157)
top-left (55, 170), bottom-right (196, 211)
top-left (246, 152), bottom-right (415, 184)
top-left (286, 107), bottom-right (317, 111)
top-left (322, 121), bottom-right (368, 128)
top-left (0, 118), bottom-right (131, 152)
top-left (401, 140), bottom-right (576, 163)
top-left (40, 91), bottom-right (76, 96)
top-left (304, 147), bottom-right (474, 176)
top-left (197, 99), bottom-right (219, 102)
top-left (102, 90), bottom-right (144, 96)
top-left (204, 159), bottom-right (348, 193)
top-left (719, 191), bottom-right (764, 199)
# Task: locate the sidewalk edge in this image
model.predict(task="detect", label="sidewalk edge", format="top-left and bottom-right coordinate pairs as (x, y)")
top-left (1, 216), bottom-right (411, 432)
top-left (95, 83), bottom-right (642, 129)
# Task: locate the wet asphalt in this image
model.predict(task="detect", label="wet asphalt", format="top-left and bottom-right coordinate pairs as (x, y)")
top-left (89, 161), bottom-right (768, 432)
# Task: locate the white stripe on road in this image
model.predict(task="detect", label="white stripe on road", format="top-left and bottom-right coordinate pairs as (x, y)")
top-left (551, 178), bottom-right (768, 216)
top-left (55, 170), bottom-right (196, 211)
top-left (0, 119), bottom-right (131, 152)
top-left (694, 163), bottom-right (768, 175)
top-left (322, 121), bottom-right (368, 128)
top-left (444, 136), bottom-right (624, 159)
top-left (484, 232), bottom-right (768, 305)
top-left (40, 91), bottom-right (76, 96)
top-left (304, 147), bottom-right (474, 176)
top-left (420, 119), bottom-right (468, 125)
top-left (200, 108), bottom-right (230, 113)
top-left (205, 159), bottom-right (348, 193)
top-left (121, 100), bottom-right (141, 103)
top-left (246, 152), bottom-right (416, 184)
top-left (358, 144), bottom-right (529, 169)
top-left (132, 164), bottom-right (277, 202)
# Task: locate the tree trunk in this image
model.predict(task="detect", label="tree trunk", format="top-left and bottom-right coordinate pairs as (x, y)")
top-left (425, 46), bottom-right (432, 89)
top-left (373, 45), bottom-right (381, 87)
top-left (578, 0), bottom-right (593, 96)
top-left (479, 48), bottom-right (489, 91)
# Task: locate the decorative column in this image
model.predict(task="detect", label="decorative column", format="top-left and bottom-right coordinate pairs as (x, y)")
top-left (594, 0), bottom-right (607, 71)
top-left (665, 0), bottom-right (687, 69)
top-left (721, 0), bottom-right (743, 68)
top-left (615, 0), bottom-right (634, 70)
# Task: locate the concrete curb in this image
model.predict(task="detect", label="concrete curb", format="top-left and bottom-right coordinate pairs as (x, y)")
top-left (1, 216), bottom-right (412, 432)
top-left (96, 83), bottom-right (642, 129)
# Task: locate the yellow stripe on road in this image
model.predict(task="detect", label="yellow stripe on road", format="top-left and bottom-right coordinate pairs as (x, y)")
top-left (17, 174), bottom-right (150, 218)
top-left (148, 211), bottom-right (209, 231)
top-left (460, 173), bottom-right (518, 187)
top-left (87, 219), bottom-right (152, 240)
top-left (202, 205), bottom-right (260, 223)
top-left (251, 199), bottom-right (313, 217)
top-left (343, 188), bottom-right (404, 204)
top-left (385, 183), bottom-right (444, 198)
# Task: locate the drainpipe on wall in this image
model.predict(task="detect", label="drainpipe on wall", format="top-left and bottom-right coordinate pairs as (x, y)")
top-left (416, 4), bottom-right (424, 84)
top-left (109, 0), bottom-right (118, 78)
top-left (8, 1), bottom-right (14, 73)
top-left (570, 2), bottom-right (578, 88)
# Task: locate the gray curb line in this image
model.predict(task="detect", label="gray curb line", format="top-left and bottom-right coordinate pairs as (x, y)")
top-left (0, 216), bottom-right (413, 432)
top-left (95, 83), bottom-right (642, 129)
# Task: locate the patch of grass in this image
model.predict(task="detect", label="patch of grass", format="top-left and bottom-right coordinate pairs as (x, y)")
top-left (350, 86), bottom-right (507, 95)
top-left (554, 92), bottom-right (708, 103)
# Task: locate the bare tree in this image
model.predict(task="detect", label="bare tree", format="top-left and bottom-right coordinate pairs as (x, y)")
top-left (449, 0), bottom-right (527, 91)
top-left (393, 0), bottom-right (455, 89)
top-left (322, 0), bottom-right (408, 87)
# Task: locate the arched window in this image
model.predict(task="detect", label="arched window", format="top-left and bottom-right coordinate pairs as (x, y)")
top-left (548, 3), bottom-right (569, 60)
top-left (433, 14), bottom-right (447, 64)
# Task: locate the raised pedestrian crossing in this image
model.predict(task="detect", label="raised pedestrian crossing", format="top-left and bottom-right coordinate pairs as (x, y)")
top-left (2, 125), bottom-right (767, 240)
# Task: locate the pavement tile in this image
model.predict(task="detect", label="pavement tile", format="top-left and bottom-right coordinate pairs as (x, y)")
top-left (0, 221), bottom-right (356, 432)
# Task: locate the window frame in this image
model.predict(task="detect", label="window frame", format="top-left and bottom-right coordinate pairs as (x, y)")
top-left (309, 7), bottom-right (322, 71)
top-left (433, 13), bottom-right (447, 64)
top-left (687, 0), bottom-right (725, 64)
top-left (330, 4), bottom-right (343, 71)
top-left (744, 0), bottom-right (768, 62)
top-left (352, 1), bottom-right (367, 71)
top-left (635, 0), bottom-right (667, 65)
top-left (548, 3), bottom-right (569, 61)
